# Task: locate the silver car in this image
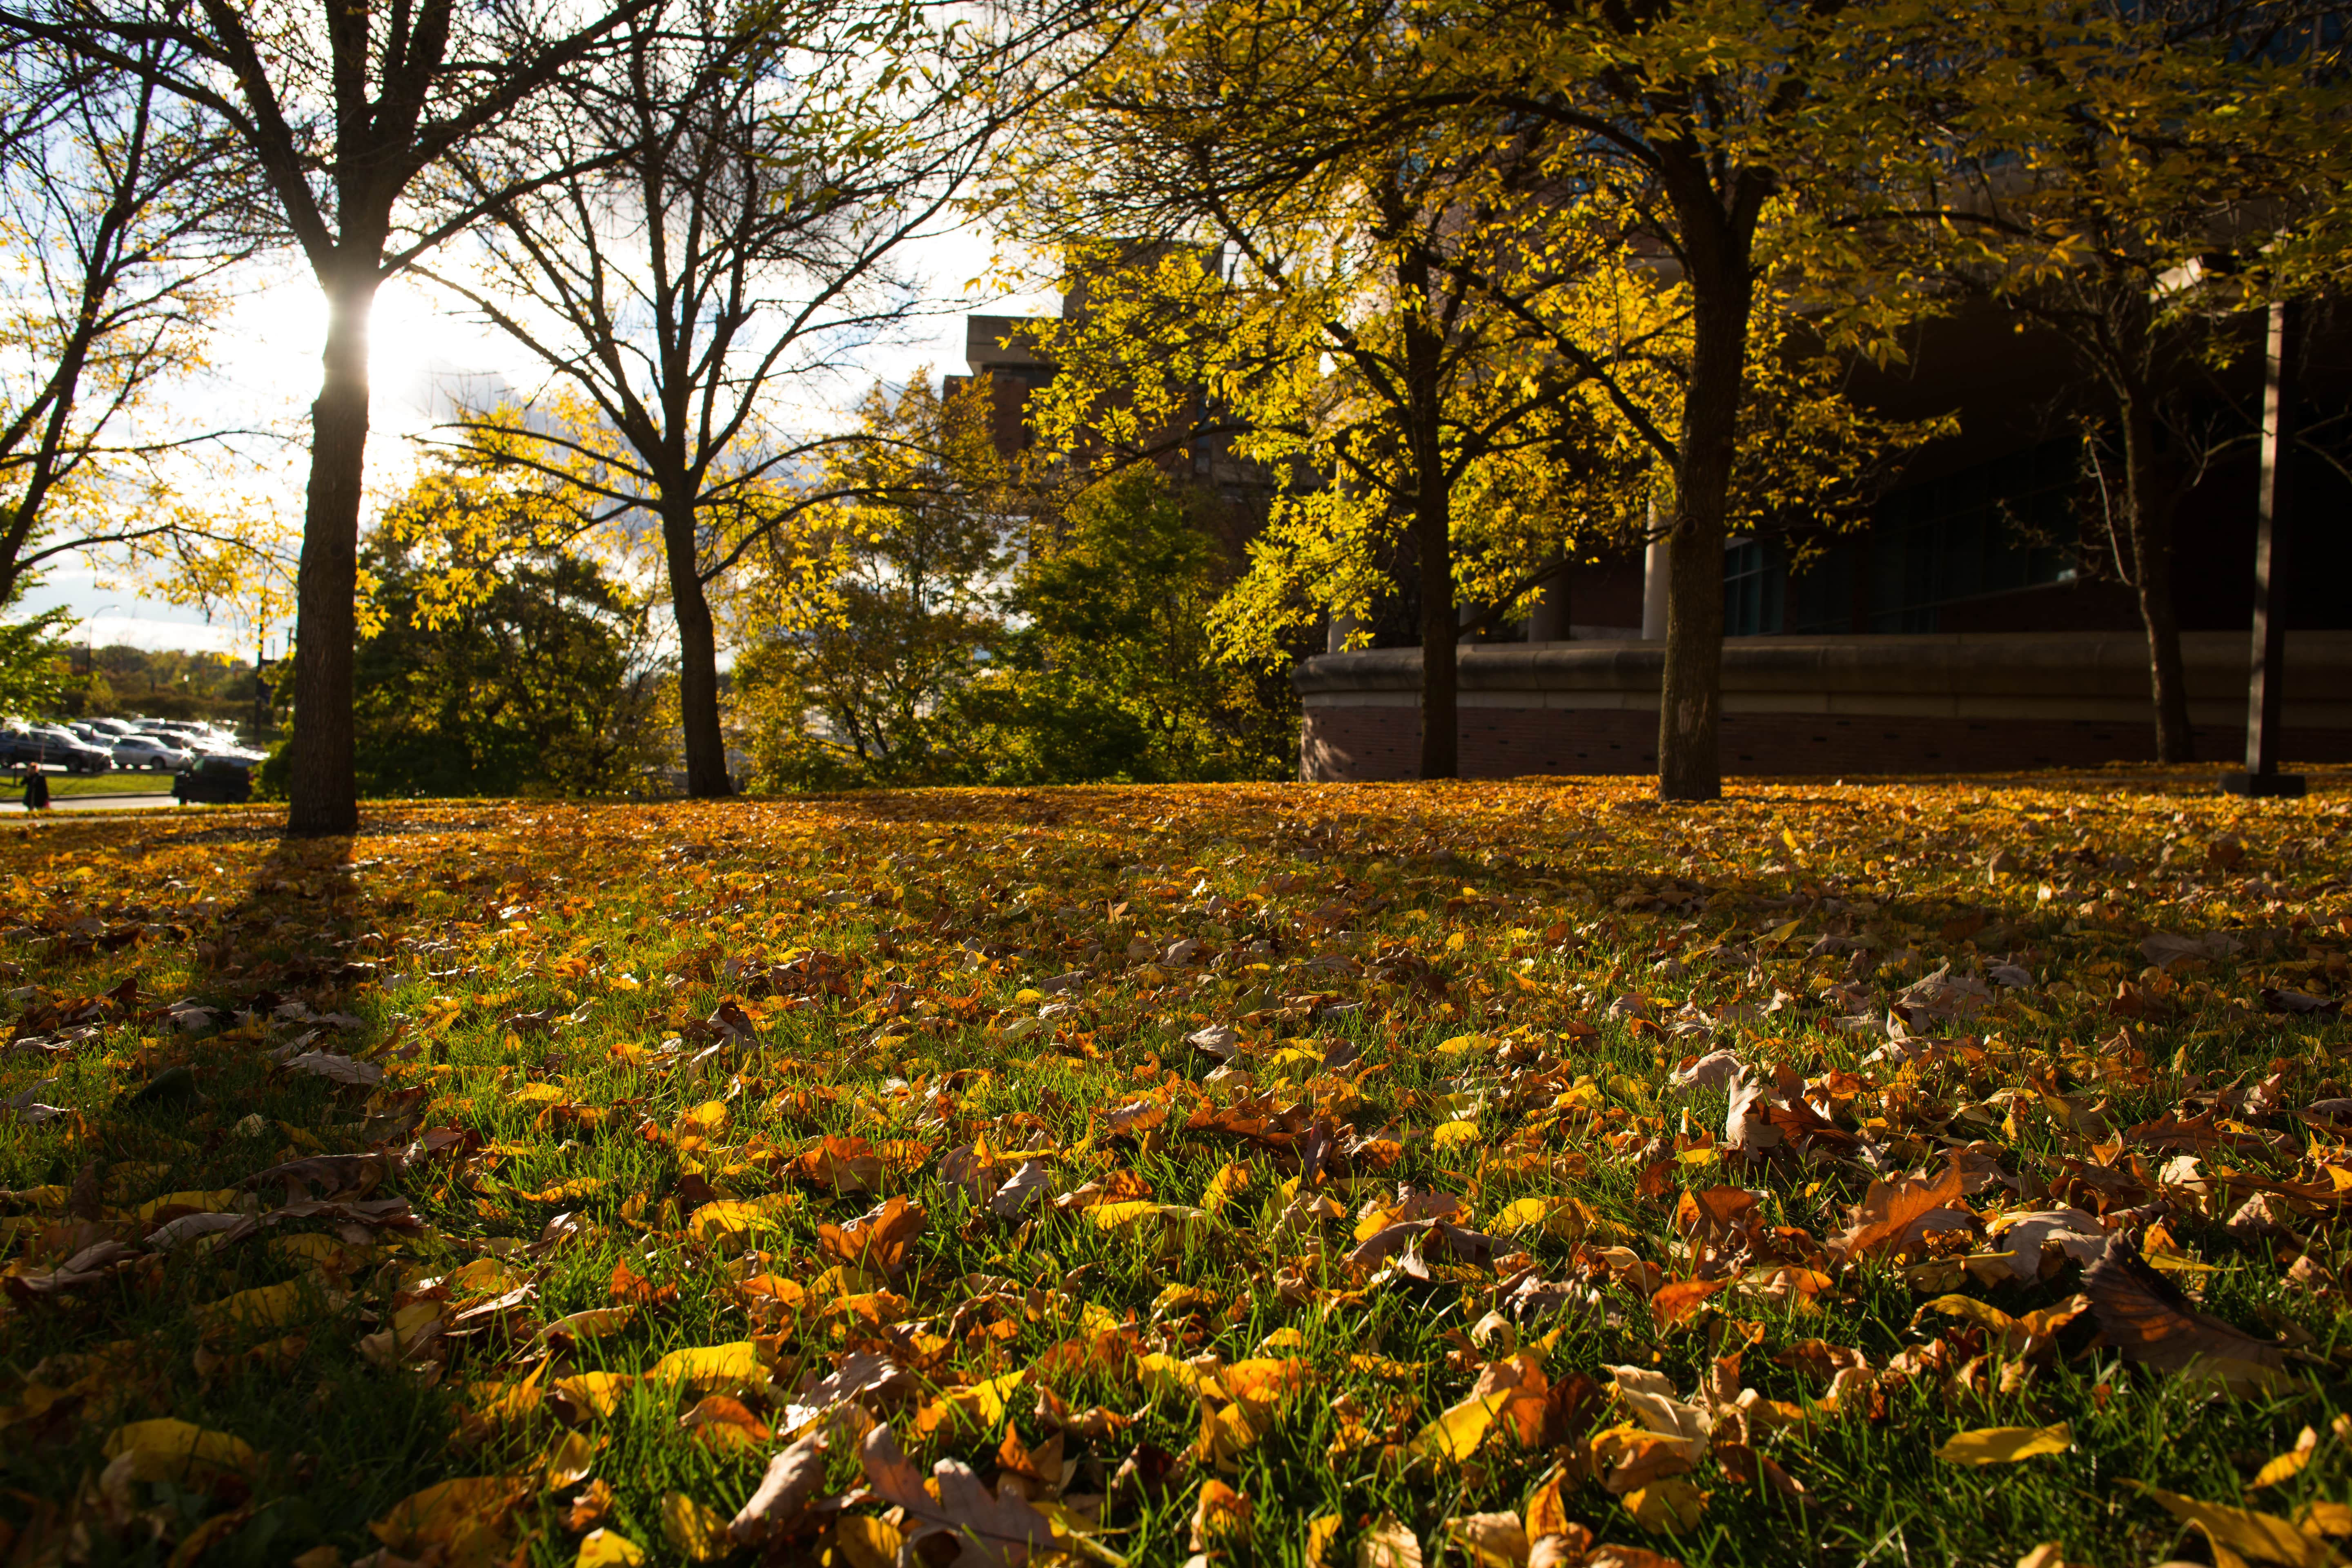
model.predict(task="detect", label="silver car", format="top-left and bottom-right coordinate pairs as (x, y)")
top-left (113, 734), bottom-right (192, 771)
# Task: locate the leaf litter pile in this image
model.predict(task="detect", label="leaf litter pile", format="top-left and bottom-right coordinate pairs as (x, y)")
top-left (1, 774), bottom-right (2350, 1568)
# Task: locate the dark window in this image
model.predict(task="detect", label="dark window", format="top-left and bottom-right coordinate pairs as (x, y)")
top-left (1865, 439), bottom-right (2080, 632)
top-left (1723, 539), bottom-right (1782, 636)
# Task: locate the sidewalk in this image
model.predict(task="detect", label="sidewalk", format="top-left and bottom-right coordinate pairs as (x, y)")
top-left (0, 792), bottom-right (180, 812)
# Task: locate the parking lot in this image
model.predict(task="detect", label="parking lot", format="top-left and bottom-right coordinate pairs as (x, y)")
top-left (0, 715), bottom-right (264, 806)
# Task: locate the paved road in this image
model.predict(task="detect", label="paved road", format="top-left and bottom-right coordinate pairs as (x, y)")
top-left (1, 792), bottom-right (181, 812)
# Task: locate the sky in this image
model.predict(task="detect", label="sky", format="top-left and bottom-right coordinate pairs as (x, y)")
top-left (19, 219), bottom-right (1059, 656)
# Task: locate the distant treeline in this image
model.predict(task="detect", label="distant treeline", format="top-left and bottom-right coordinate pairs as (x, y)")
top-left (54, 645), bottom-right (273, 728)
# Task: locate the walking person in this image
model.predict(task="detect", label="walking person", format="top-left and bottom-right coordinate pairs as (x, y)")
top-left (20, 765), bottom-right (49, 813)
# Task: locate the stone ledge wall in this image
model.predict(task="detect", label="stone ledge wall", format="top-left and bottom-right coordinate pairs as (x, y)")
top-left (1296, 631), bottom-right (2352, 781)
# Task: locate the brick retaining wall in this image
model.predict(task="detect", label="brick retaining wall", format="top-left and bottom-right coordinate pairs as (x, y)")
top-left (1303, 704), bottom-right (2352, 780)
top-left (1296, 632), bottom-right (2352, 781)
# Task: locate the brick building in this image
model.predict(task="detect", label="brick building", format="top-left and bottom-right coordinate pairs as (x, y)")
top-left (1297, 302), bottom-right (2352, 778)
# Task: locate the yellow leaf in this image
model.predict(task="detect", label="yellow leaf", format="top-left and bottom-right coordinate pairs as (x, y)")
top-left (542, 1431), bottom-right (598, 1490)
top-left (2134, 1485), bottom-right (2339, 1568)
top-left (660, 1492), bottom-right (730, 1562)
top-left (576, 1530), bottom-right (645, 1568)
top-left (522, 1177), bottom-right (608, 1203)
top-left (2296, 1502), bottom-right (2352, 1539)
top-left (134, 1189), bottom-right (242, 1222)
top-left (2252, 1429), bottom-right (2320, 1491)
top-left (1525, 1463), bottom-right (1573, 1539)
top-left (542, 1307), bottom-right (634, 1342)
top-left (911, 1372), bottom-right (1027, 1439)
top-left (195, 1281), bottom-right (310, 1339)
top-left (1221, 1358), bottom-right (1311, 1404)
top-left (1351, 1352), bottom-right (1419, 1381)
top-left (1412, 1389), bottom-right (1506, 1463)
top-left (1305, 1515), bottom-right (1343, 1568)
top-left (1139, 1352), bottom-right (1223, 1400)
top-left (1203, 1162), bottom-right (1253, 1213)
top-left (443, 1258), bottom-right (528, 1295)
top-left (687, 1197), bottom-right (789, 1247)
top-left (834, 1516), bottom-right (905, 1568)
top-left (1090, 1199), bottom-right (1161, 1231)
top-left (650, 1343), bottom-right (763, 1389)
top-left (100, 1419), bottom-right (258, 1483)
top-left (1197, 1399), bottom-right (1268, 1470)
top-left (370, 1478), bottom-right (525, 1554)
top-left (1937, 1425), bottom-right (2072, 1465)
top-left (555, 1372), bottom-right (635, 1418)
top-left (1433, 1120), bottom-right (1481, 1149)
top-left (1623, 1477), bottom-right (1707, 1534)
top-left (1356, 1515), bottom-right (1424, 1568)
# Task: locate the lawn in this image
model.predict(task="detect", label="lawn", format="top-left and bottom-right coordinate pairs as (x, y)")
top-left (42, 771), bottom-right (181, 798)
top-left (0, 772), bottom-right (2346, 1568)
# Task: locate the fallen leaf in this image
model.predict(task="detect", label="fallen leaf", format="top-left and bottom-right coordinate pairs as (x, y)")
top-left (2083, 1237), bottom-right (2294, 1395)
top-left (727, 1430), bottom-right (828, 1543)
top-left (2133, 1483), bottom-right (2339, 1568)
top-left (660, 1492), bottom-right (731, 1561)
top-left (1936, 1425), bottom-right (2072, 1464)
top-left (860, 1421), bottom-right (1057, 1565)
top-left (1357, 1515), bottom-right (1424, 1568)
top-left (1444, 1512), bottom-right (1530, 1568)
top-left (1833, 1153), bottom-right (1973, 1263)
top-left (576, 1529), bottom-right (645, 1568)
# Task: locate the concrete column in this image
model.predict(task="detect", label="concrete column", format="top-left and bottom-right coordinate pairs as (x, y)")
top-left (1641, 504), bottom-right (1670, 640)
top-left (1326, 611), bottom-right (1362, 654)
top-left (1527, 552), bottom-right (1572, 642)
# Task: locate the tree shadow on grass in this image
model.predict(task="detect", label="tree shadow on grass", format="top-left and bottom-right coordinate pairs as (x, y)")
top-left (0, 819), bottom-right (467, 1564)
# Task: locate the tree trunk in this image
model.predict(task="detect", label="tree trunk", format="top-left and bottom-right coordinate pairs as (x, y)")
top-left (663, 504), bottom-right (731, 796)
top-left (286, 265), bottom-right (379, 836)
top-left (1656, 272), bottom-right (1748, 802)
top-left (2118, 396), bottom-right (2194, 763)
top-left (1399, 269), bottom-right (1455, 781)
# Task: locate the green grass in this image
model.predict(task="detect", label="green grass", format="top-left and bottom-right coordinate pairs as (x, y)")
top-left (41, 769), bottom-right (180, 797)
top-left (0, 775), bottom-right (2344, 1568)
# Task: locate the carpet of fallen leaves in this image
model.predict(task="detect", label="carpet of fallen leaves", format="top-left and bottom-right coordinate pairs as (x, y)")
top-left (1, 772), bottom-right (2350, 1568)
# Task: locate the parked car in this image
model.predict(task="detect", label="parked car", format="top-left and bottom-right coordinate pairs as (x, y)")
top-left (85, 717), bottom-right (136, 738)
top-left (0, 728), bottom-right (113, 773)
top-left (112, 734), bottom-right (192, 771)
top-left (173, 754), bottom-right (252, 804)
top-left (20, 727), bottom-right (112, 773)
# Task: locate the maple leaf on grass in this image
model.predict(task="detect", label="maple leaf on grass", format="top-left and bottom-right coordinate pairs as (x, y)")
top-left (2083, 1236), bottom-right (2298, 1396)
top-left (860, 1423), bottom-right (1058, 1566)
top-left (817, 1195), bottom-right (927, 1277)
top-left (1831, 1152), bottom-right (1973, 1264)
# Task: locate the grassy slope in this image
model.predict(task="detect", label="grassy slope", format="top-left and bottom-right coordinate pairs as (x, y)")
top-left (0, 773), bottom-right (2345, 1568)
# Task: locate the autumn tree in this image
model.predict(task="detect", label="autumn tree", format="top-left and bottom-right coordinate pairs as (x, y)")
top-left (425, 0), bottom-right (1090, 796)
top-left (1004, 0), bottom-right (1945, 787)
top-left (0, 38), bottom-right (259, 605)
top-left (1006, 68), bottom-right (1609, 779)
top-left (731, 373), bottom-right (1017, 788)
top-left (354, 462), bottom-right (665, 797)
top-left (969, 471), bottom-right (1299, 783)
top-left (1, 0), bottom-right (662, 831)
